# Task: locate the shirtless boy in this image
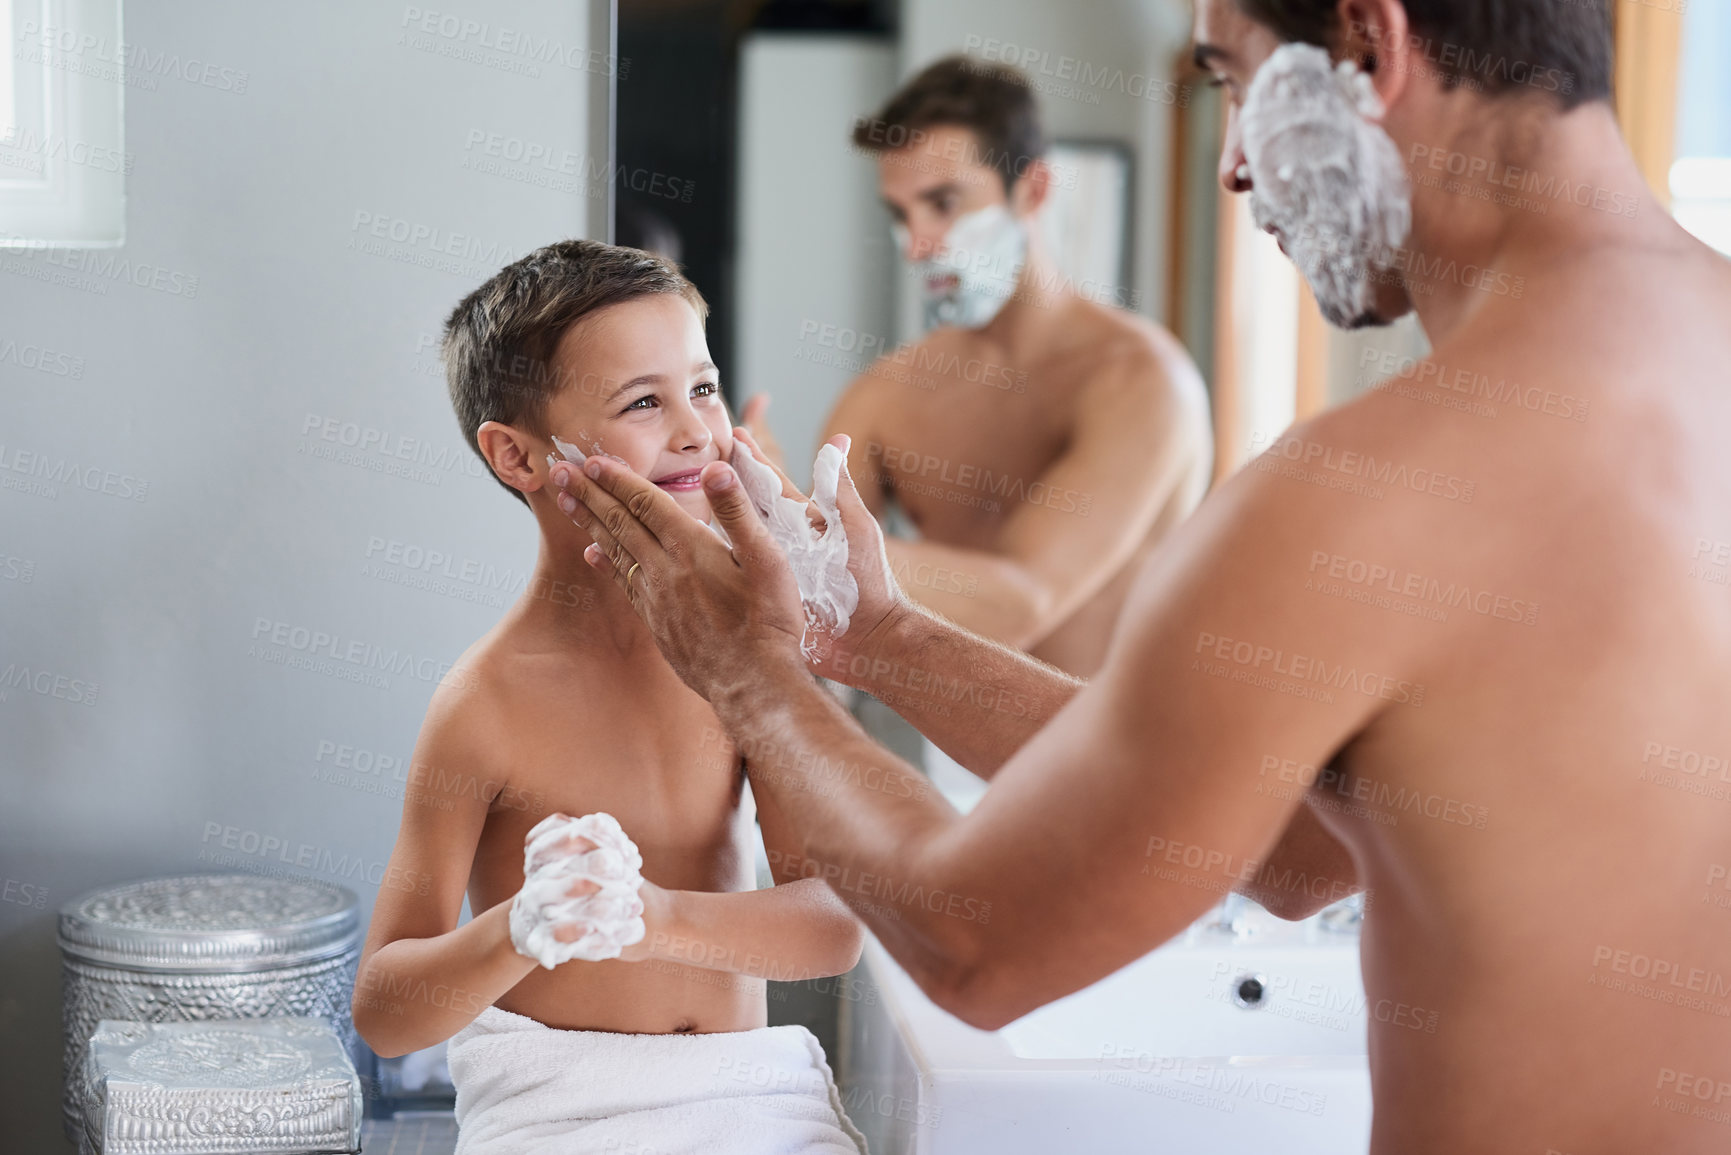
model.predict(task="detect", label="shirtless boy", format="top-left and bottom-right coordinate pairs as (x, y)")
top-left (352, 240), bottom-right (866, 1154)
top-left (554, 2), bottom-right (1731, 1152)
top-left (829, 56), bottom-right (1213, 677)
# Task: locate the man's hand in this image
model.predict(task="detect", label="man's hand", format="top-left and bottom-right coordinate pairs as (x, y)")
top-left (727, 429), bottom-right (909, 684)
top-left (552, 429), bottom-right (908, 695)
top-left (551, 442), bottom-right (808, 703)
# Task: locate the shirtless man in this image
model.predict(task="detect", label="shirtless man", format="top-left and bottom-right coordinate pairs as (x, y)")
top-left (552, 0), bottom-right (1731, 1150)
top-left (828, 56), bottom-right (1211, 676)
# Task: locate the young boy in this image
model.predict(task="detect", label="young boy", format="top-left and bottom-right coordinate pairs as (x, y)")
top-left (353, 240), bottom-right (868, 1154)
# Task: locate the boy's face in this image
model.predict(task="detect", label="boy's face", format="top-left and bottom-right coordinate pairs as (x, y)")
top-left (544, 294), bottom-right (732, 523)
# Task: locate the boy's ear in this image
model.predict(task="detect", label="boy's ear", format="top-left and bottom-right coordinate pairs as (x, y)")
top-left (477, 421), bottom-right (544, 496)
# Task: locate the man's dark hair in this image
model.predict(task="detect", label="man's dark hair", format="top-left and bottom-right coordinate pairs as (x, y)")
top-left (1235, 0), bottom-right (1612, 108)
top-left (851, 55), bottom-right (1047, 194)
top-left (442, 238), bottom-right (707, 505)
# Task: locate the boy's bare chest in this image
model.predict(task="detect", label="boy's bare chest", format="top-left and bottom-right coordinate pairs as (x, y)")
top-left (477, 685), bottom-right (749, 891)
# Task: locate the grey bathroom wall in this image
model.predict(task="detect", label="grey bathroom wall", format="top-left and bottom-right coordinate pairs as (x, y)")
top-left (0, 1), bottom-right (602, 1145)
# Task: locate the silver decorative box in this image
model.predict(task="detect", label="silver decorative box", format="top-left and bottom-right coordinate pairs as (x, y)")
top-left (81, 1017), bottom-right (363, 1154)
top-left (59, 875), bottom-right (362, 1142)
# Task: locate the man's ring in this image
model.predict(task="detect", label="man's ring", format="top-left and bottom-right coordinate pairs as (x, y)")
top-left (625, 561), bottom-right (641, 587)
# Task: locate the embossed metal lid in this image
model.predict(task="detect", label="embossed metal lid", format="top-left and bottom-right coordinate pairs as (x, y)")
top-left (58, 875), bottom-right (359, 973)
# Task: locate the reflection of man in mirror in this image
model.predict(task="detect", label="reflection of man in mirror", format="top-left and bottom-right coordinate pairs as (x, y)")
top-left (823, 56), bottom-right (1212, 681)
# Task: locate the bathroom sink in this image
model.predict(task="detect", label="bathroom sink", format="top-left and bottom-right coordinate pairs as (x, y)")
top-left (837, 910), bottom-right (1372, 1155)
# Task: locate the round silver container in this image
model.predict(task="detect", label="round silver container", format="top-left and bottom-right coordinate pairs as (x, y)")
top-left (58, 874), bottom-right (361, 1142)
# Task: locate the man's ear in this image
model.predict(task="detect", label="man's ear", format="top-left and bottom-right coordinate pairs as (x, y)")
top-left (1011, 157), bottom-right (1054, 218)
top-left (477, 421), bottom-right (544, 497)
top-left (1336, 0), bottom-right (1411, 111)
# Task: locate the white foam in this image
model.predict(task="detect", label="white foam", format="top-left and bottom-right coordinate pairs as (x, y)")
top-left (548, 434), bottom-right (588, 469)
top-left (508, 811), bottom-right (646, 969)
top-left (725, 442), bottom-right (858, 658)
top-left (1240, 43), bottom-right (1411, 328)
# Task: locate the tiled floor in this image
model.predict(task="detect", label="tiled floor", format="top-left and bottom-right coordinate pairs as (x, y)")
top-left (359, 1112), bottom-right (458, 1155)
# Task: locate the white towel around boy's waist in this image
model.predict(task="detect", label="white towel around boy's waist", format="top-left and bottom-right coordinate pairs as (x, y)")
top-left (449, 1004), bottom-right (868, 1155)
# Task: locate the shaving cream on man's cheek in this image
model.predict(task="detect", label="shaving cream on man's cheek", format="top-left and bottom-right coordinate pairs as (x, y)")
top-left (903, 204), bottom-right (1028, 331)
top-left (1240, 43), bottom-right (1412, 329)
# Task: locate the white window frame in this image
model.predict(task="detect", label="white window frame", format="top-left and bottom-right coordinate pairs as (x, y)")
top-left (0, 0), bottom-right (125, 247)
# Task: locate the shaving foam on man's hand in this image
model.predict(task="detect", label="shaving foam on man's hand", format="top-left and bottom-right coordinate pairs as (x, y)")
top-left (509, 811), bottom-right (646, 969)
top-left (723, 442), bottom-right (857, 658)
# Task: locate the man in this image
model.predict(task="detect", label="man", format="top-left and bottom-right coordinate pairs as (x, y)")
top-left (826, 56), bottom-right (1212, 678)
top-left (552, 0), bottom-right (1731, 1150)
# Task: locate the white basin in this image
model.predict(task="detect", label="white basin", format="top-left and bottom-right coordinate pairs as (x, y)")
top-left (837, 914), bottom-right (1372, 1154)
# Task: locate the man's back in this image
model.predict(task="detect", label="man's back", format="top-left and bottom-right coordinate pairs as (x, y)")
top-left (1271, 226), bottom-right (1731, 1152)
top-left (828, 293), bottom-right (1212, 676)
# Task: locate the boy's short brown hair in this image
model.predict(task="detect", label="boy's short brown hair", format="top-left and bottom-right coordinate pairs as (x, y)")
top-left (851, 55), bottom-right (1046, 195)
top-left (443, 238), bottom-right (708, 505)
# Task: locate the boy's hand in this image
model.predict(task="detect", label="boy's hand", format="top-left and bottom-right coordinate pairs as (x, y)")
top-left (511, 812), bottom-right (647, 969)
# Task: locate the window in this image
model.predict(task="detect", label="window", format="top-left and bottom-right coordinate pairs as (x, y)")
top-left (0, 0), bottom-right (13, 141)
top-left (1670, 1), bottom-right (1731, 254)
top-left (0, 0), bottom-right (125, 247)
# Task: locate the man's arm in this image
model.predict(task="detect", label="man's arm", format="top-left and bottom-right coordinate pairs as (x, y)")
top-left (742, 418), bottom-right (1085, 780)
top-left (1245, 801), bottom-right (1362, 920)
top-left (821, 601), bottom-right (1081, 779)
top-left (832, 344), bottom-right (1210, 650)
top-left (558, 421), bottom-right (1416, 1029)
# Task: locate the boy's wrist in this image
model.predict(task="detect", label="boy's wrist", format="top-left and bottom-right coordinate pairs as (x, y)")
top-left (620, 882), bottom-right (678, 963)
top-left (472, 896), bottom-right (540, 989)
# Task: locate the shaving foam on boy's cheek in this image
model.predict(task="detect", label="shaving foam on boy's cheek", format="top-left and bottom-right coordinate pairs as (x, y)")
top-left (1240, 43), bottom-right (1411, 327)
top-left (509, 811), bottom-right (647, 969)
top-left (547, 431), bottom-right (633, 475)
top-left (723, 443), bottom-right (858, 659)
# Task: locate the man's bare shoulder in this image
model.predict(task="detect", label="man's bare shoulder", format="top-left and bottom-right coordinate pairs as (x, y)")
top-left (1061, 299), bottom-right (1207, 409)
top-left (1050, 302), bottom-right (1210, 460)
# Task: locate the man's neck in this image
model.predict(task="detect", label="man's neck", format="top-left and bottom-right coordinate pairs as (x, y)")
top-left (982, 238), bottom-right (1075, 351)
top-left (1398, 98), bottom-right (1665, 343)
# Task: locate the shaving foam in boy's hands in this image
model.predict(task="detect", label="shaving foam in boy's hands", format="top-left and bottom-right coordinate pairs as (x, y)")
top-left (724, 441), bottom-right (858, 659)
top-left (509, 811), bottom-right (647, 969)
